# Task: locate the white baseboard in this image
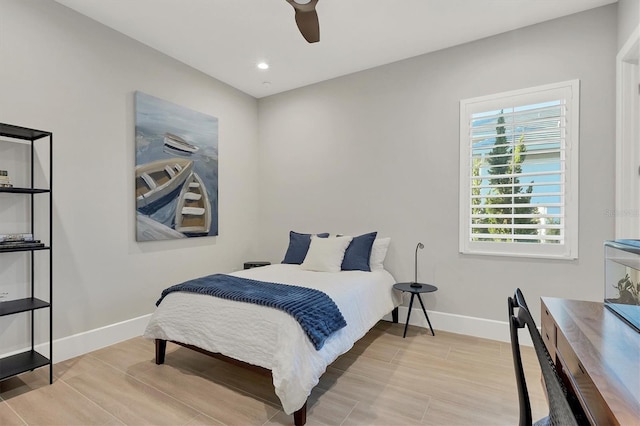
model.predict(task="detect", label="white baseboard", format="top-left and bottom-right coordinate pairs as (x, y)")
top-left (28, 314), bottom-right (152, 363)
top-left (53, 308), bottom-right (533, 362)
top-left (4, 308), bottom-right (529, 365)
top-left (383, 306), bottom-right (534, 346)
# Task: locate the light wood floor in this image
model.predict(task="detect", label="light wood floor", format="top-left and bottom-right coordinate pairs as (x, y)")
top-left (0, 322), bottom-right (548, 425)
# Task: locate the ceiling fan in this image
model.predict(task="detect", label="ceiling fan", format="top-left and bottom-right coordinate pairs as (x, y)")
top-left (285, 0), bottom-right (320, 43)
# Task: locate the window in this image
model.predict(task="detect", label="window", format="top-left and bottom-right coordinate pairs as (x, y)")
top-left (459, 80), bottom-right (579, 259)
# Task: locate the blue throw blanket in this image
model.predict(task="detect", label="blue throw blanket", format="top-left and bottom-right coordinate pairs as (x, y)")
top-left (156, 274), bottom-right (347, 350)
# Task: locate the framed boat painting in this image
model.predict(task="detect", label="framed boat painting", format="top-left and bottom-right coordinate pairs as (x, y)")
top-left (134, 91), bottom-right (218, 241)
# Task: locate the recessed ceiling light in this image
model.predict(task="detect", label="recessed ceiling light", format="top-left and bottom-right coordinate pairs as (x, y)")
top-left (257, 62), bottom-right (269, 70)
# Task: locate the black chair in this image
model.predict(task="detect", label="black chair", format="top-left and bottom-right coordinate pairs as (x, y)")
top-left (508, 289), bottom-right (582, 426)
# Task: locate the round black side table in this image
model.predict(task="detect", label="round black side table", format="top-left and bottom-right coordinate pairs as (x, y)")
top-left (393, 282), bottom-right (437, 338)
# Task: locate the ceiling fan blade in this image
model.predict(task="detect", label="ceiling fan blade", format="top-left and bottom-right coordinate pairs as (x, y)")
top-left (286, 0), bottom-right (320, 43)
top-left (295, 9), bottom-right (320, 43)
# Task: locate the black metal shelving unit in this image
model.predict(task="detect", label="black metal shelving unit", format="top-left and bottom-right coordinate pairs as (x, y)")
top-left (0, 122), bottom-right (53, 384)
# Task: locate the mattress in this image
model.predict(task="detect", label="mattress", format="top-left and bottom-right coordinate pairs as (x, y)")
top-left (143, 263), bottom-right (400, 414)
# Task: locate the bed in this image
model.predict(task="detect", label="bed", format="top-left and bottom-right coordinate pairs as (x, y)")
top-left (143, 261), bottom-right (400, 425)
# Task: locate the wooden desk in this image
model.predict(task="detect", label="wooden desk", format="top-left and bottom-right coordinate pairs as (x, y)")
top-left (541, 297), bottom-right (640, 425)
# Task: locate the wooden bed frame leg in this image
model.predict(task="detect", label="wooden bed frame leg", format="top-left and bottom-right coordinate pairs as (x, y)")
top-left (392, 307), bottom-right (399, 323)
top-left (293, 402), bottom-right (307, 426)
top-left (155, 339), bottom-right (167, 365)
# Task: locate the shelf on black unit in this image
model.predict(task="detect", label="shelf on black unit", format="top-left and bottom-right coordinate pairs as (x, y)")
top-left (0, 245), bottom-right (50, 253)
top-left (0, 123), bottom-right (50, 141)
top-left (0, 187), bottom-right (50, 194)
top-left (0, 350), bottom-right (50, 381)
top-left (0, 298), bottom-right (50, 316)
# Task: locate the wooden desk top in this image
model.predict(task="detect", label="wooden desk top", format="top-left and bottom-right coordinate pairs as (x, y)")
top-left (542, 297), bottom-right (640, 425)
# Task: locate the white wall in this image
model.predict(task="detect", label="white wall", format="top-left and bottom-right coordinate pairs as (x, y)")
top-left (618, 0), bottom-right (640, 49)
top-left (0, 0), bottom-right (259, 357)
top-left (615, 1), bottom-right (640, 240)
top-left (257, 6), bottom-right (618, 326)
top-left (0, 1), bottom-right (621, 358)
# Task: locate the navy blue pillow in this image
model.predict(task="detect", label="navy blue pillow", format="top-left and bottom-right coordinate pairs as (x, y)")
top-left (341, 232), bottom-right (377, 272)
top-left (282, 231), bottom-right (330, 264)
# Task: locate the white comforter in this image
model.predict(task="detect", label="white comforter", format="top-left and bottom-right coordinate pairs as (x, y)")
top-left (143, 263), bottom-right (400, 414)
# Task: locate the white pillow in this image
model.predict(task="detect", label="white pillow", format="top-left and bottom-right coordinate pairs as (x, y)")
top-left (301, 235), bottom-right (353, 272)
top-left (369, 237), bottom-right (391, 270)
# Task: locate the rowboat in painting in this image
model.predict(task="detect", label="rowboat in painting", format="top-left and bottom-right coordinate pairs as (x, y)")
top-left (137, 213), bottom-right (186, 241)
top-left (136, 158), bottom-right (193, 212)
top-left (164, 132), bottom-right (199, 154)
top-left (175, 172), bottom-right (211, 236)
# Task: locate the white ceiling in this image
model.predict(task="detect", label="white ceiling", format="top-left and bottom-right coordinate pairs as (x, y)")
top-left (54, 0), bottom-right (617, 98)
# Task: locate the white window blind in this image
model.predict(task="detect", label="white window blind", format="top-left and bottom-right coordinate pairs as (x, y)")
top-left (459, 80), bottom-right (579, 259)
